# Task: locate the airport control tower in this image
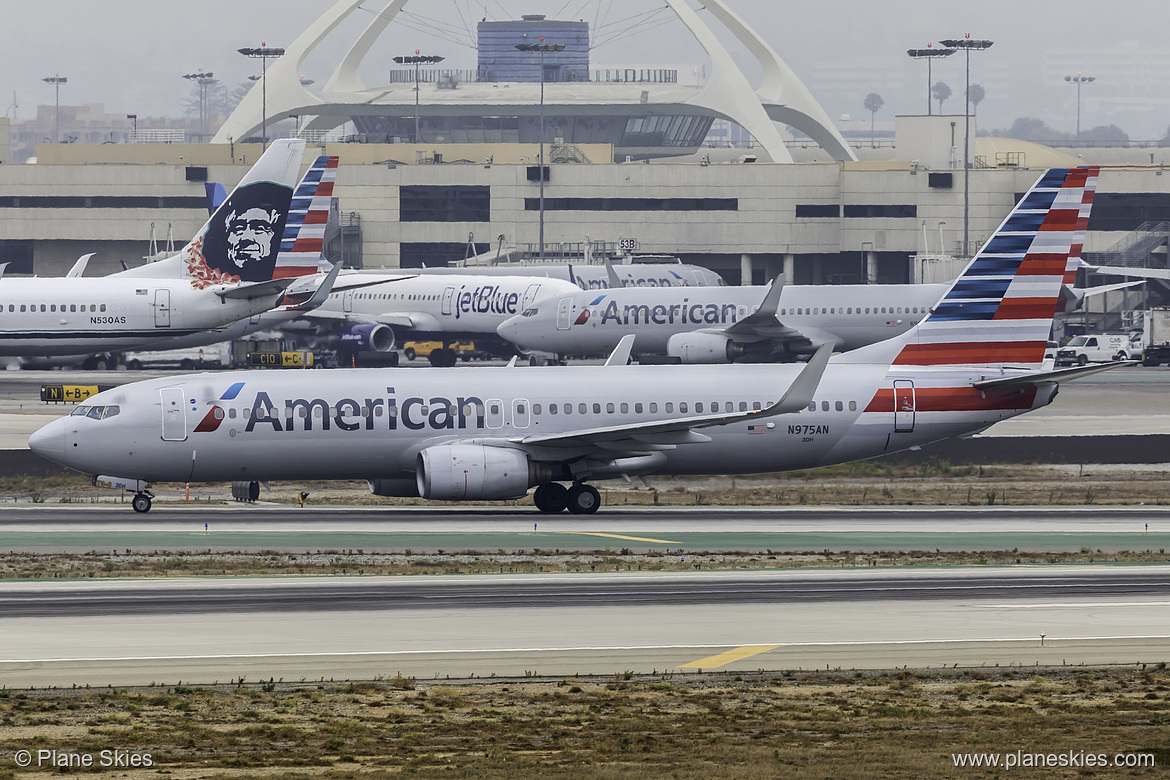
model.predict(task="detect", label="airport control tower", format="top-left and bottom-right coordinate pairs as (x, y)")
top-left (477, 14), bottom-right (589, 83)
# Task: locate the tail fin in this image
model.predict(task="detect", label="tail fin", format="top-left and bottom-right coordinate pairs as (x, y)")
top-left (179, 138), bottom-right (306, 288)
top-left (272, 154), bottom-right (338, 279)
top-left (844, 166), bottom-right (1099, 369)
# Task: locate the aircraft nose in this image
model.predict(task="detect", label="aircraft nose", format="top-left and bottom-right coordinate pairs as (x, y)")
top-left (497, 315), bottom-right (521, 343)
top-left (29, 418), bottom-right (66, 462)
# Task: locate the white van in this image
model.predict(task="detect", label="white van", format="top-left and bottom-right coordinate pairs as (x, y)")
top-left (1054, 333), bottom-right (1138, 366)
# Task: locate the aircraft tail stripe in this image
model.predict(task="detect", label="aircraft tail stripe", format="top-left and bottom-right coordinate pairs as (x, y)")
top-left (892, 341), bottom-right (1048, 366)
top-left (992, 297), bottom-right (1059, 320)
top-left (864, 385), bottom-right (1039, 413)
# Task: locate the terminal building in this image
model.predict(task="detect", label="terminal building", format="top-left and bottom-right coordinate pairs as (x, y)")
top-left (1, 0), bottom-right (1169, 334)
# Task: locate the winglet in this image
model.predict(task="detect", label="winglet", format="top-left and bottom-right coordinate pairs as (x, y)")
top-left (604, 257), bottom-right (624, 289)
top-left (294, 261), bottom-right (342, 311)
top-left (758, 272), bottom-right (785, 315)
top-left (604, 334), bottom-right (636, 366)
top-left (67, 253), bottom-right (95, 278)
top-left (764, 342), bottom-right (832, 415)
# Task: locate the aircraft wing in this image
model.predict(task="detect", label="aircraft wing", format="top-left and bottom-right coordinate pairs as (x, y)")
top-left (1086, 265), bottom-right (1170, 281)
top-left (330, 275), bottom-right (417, 293)
top-left (510, 343), bottom-right (831, 452)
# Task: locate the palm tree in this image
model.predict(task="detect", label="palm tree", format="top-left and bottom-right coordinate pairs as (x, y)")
top-left (931, 81), bottom-right (952, 114)
top-left (969, 84), bottom-right (985, 113)
top-left (864, 93), bottom-right (884, 148)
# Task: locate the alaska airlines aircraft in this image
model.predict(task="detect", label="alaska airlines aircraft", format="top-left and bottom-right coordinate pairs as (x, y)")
top-left (31, 167), bottom-right (1113, 514)
top-left (0, 139), bottom-right (329, 359)
top-left (290, 273), bottom-right (583, 365)
top-left (498, 279), bottom-right (949, 362)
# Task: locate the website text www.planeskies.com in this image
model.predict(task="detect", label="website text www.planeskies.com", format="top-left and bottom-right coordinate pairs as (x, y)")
top-left (953, 749), bottom-right (1155, 771)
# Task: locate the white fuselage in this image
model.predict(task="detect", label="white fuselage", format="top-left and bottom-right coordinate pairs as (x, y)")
top-left (0, 276), bottom-right (287, 357)
top-left (312, 272), bottom-right (584, 339)
top-left (497, 283), bottom-right (950, 356)
top-left (31, 361), bottom-right (1053, 484)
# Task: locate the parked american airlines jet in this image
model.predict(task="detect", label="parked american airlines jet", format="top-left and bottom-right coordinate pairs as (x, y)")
top-left (31, 167), bottom-right (1112, 515)
top-left (0, 139), bottom-right (328, 360)
top-left (498, 278), bottom-right (950, 362)
top-left (412, 260), bottom-right (725, 289)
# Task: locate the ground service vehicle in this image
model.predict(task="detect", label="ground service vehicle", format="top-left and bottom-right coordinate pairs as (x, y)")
top-left (1141, 308), bottom-right (1170, 366)
top-left (402, 341), bottom-right (484, 363)
top-left (1055, 333), bottom-right (1137, 366)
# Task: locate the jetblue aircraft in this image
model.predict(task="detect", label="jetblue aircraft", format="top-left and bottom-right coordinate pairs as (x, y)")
top-left (0, 139), bottom-right (331, 360)
top-left (412, 260), bottom-right (726, 289)
top-left (31, 167), bottom-right (1112, 514)
top-left (289, 273), bottom-right (583, 365)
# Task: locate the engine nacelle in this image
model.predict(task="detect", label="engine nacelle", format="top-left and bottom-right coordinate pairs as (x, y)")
top-left (416, 444), bottom-right (546, 501)
top-left (367, 478), bottom-right (421, 498)
top-left (666, 332), bottom-right (745, 363)
top-left (339, 323), bottom-right (395, 353)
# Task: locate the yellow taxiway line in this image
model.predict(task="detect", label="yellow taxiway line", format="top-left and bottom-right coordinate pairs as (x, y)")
top-left (549, 531), bottom-right (680, 544)
top-left (678, 644), bottom-right (782, 669)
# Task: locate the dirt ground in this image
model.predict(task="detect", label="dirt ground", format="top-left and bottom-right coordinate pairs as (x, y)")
top-left (1, 667), bottom-right (1167, 779)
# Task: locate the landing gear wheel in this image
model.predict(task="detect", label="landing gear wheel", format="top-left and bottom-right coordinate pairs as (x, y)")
top-left (566, 483), bottom-right (601, 515)
top-left (533, 482), bottom-right (568, 513)
top-left (131, 493), bottom-right (152, 513)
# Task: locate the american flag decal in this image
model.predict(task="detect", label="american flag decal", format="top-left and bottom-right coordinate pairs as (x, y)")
top-left (135, 289), bottom-right (148, 295)
top-left (747, 424), bottom-right (765, 434)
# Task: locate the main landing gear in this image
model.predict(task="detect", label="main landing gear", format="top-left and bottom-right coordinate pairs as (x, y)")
top-left (131, 491), bottom-right (154, 513)
top-left (533, 482), bottom-right (600, 514)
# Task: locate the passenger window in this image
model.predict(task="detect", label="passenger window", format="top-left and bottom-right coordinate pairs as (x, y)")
top-left (549, 403), bottom-right (557, 415)
top-left (533, 403), bottom-right (541, 415)
top-left (849, 400), bottom-right (857, 411)
top-left (593, 403), bottom-right (601, 414)
top-left (835, 401), bottom-right (843, 411)
top-left (665, 402), bottom-right (673, 413)
top-left (564, 403), bottom-right (572, 414)
top-left (649, 403), bottom-right (657, 413)
top-left (635, 403), bottom-right (643, 413)
top-left (578, 403), bottom-right (587, 414)
top-left (50, 305), bottom-right (56, 312)
top-left (100, 304), bottom-right (106, 312)
top-left (40, 304), bottom-right (46, 312)
top-left (621, 403), bottom-right (629, 414)
top-left (753, 402), bottom-right (762, 411)
top-left (228, 408), bottom-right (237, 419)
top-left (695, 402), bottom-right (704, 413)
top-left (739, 402), bottom-right (748, 411)
top-left (516, 403), bottom-right (526, 415)
top-left (679, 402), bottom-right (688, 413)
top-left (821, 401), bottom-right (830, 411)
top-left (209, 407), bottom-right (222, 421)
top-left (807, 402), bottom-right (815, 412)
top-left (70, 304), bottom-right (76, 312)
top-left (606, 402), bottom-right (615, 414)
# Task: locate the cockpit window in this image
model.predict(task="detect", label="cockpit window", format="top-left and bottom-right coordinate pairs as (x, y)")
top-left (86, 406), bottom-right (105, 419)
top-left (71, 406), bottom-right (90, 416)
top-left (102, 406), bottom-right (120, 419)
top-left (72, 405), bottom-right (118, 419)
top-left (521, 308), bottom-right (539, 317)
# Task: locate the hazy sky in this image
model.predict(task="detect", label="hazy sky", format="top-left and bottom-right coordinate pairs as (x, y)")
top-left (5, 0), bottom-right (1170, 138)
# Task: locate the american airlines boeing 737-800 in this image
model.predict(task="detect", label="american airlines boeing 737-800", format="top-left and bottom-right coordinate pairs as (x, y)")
top-left (31, 167), bottom-right (1111, 514)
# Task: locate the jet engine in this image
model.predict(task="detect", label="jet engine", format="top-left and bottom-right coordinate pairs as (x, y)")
top-left (666, 332), bottom-right (747, 363)
top-left (367, 478), bottom-right (420, 498)
top-left (338, 323), bottom-right (395, 353)
top-left (415, 444), bottom-right (550, 501)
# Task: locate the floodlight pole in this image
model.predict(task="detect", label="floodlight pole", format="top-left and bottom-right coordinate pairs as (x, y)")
top-left (182, 70), bottom-right (217, 138)
top-left (516, 40), bottom-right (565, 261)
top-left (940, 35), bottom-right (993, 258)
top-left (393, 52), bottom-right (445, 144)
top-left (238, 44), bottom-right (285, 150)
top-left (906, 46), bottom-right (954, 115)
top-left (41, 75), bottom-right (66, 143)
top-left (1065, 73), bottom-right (1095, 142)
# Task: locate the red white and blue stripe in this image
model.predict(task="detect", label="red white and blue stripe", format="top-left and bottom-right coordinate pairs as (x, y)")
top-left (893, 166), bottom-right (1098, 368)
top-left (273, 155), bottom-right (338, 279)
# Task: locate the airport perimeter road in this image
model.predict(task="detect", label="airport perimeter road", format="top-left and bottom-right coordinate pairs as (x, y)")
top-left (2, 506), bottom-right (1168, 553)
top-left (2, 567), bottom-right (1168, 687)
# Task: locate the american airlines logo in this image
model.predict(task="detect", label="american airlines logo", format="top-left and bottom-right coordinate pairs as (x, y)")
top-left (600, 299), bottom-right (741, 326)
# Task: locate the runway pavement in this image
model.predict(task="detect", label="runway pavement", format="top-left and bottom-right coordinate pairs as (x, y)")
top-left (2, 506), bottom-right (1168, 552)
top-left (3, 566), bottom-right (1168, 687)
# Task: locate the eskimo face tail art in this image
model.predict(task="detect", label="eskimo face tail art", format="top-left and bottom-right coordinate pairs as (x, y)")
top-left (178, 139), bottom-right (303, 288)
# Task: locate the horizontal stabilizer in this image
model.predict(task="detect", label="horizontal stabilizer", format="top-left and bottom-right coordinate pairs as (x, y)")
top-left (1087, 265), bottom-right (1170, 281)
top-left (215, 277), bottom-right (295, 301)
top-left (972, 360), bottom-right (1134, 391)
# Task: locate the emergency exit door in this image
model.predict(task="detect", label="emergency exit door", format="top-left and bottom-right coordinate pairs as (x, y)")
top-left (893, 380), bottom-right (915, 433)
